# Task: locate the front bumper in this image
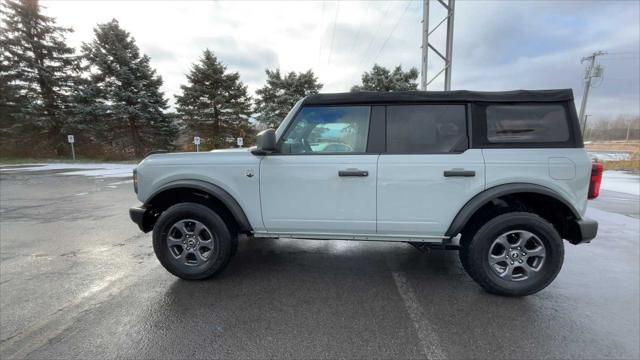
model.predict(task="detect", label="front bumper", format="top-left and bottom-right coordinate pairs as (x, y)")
top-left (575, 217), bottom-right (598, 244)
top-left (129, 206), bottom-right (153, 233)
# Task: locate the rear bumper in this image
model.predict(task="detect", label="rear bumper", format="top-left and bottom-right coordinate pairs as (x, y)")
top-left (575, 217), bottom-right (598, 244)
top-left (129, 206), bottom-right (153, 233)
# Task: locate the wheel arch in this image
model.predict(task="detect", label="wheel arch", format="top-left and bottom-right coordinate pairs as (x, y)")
top-left (144, 180), bottom-right (253, 234)
top-left (446, 183), bottom-right (582, 243)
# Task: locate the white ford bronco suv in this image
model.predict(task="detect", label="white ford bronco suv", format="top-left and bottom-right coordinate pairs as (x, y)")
top-left (129, 89), bottom-right (601, 296)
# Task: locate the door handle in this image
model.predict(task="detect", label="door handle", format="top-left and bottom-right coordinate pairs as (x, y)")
top-left (444, 169), bottom-right (476, 177)
top-left (339, 170), bottom-right (369, 177)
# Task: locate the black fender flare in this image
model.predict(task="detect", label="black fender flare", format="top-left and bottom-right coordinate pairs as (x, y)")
top-left (146, 179), bottom-right (253, 233)
top-left (445, 183), bottom-right (581, 237)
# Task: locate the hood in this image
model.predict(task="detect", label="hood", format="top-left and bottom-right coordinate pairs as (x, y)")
top-left (138, 148), bottom-right (256, 167)
top-left (210, 148), bottom-right (248, 153)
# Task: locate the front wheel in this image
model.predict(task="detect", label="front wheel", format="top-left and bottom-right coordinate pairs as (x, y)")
top-left (152, 202), bottom-right (234, 280)
top-left (461, 212), bottom-right (564, 297)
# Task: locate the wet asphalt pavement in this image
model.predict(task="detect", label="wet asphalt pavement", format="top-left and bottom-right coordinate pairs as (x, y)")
top-left (0, 167), bottom-right (639, 359)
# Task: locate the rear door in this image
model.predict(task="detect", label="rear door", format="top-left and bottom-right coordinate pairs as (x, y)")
top-left (260, 105), bottom-right (381, 235)
top-left (377, 104), bottom-right (486, 238)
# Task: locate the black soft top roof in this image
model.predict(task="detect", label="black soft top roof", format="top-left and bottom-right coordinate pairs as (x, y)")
top-left (302, 89), bottom-right (574, 105)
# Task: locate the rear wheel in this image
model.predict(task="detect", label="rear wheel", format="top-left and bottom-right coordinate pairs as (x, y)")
top-left (458, 234), bottom-right (477, 281)
top-left (462, 212), bottom-right (564, 296)
top-left (230, 233), bottom-right (239, 258)
top-left (152, 202), bottom-right (233, 280)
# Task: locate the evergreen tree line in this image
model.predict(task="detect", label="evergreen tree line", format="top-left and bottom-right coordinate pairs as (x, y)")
top-left (1, 0), bottom-right (419, 159)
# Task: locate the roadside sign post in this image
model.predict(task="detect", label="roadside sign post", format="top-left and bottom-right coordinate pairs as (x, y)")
top-left (194, 136), bottom-right (201, 152)
top-left (237, 137), bottom-right (243, 148)
top-left (67, 135), bottom-right (76, 160)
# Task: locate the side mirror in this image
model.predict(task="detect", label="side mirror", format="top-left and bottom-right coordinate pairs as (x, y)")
top-left (252, 128), bottom-right (276, 155)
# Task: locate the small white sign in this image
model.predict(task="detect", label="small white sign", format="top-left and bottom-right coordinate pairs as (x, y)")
top-left (237, 137), bottom-right (244, 147)
top-left (226, 137), bottom-right (235, 143)
top-left (67, 135), bottom-right (75, 143)
top-left (193, 136), bottom-right (201, 145)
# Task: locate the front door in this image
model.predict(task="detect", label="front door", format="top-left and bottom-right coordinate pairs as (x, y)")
top-left (377, 104), bottom-right (486, 238)
top-left (260, 105), bottom-right (377, 235)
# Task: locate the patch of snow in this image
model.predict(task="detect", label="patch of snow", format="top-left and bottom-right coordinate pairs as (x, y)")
top-left (108, 180), bottom-right (133, 186)
top-left (601, 171), bottom-right (640, 196)
top-left (589, 151), bottom-right (631, 161)
top-left (0, 163), bottom-right (135, 178)
top-left (62, 167), bottom-right (133, 178)
top-left (0, 163), bottom-right (47, 169)
top-left (75, 192), bottom-right (89, 196)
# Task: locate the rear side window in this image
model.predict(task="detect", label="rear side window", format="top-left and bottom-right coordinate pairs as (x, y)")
top-left (486, 104), bottom-right (569, 143)
top-left (386, 105), bottom-right (467, 154)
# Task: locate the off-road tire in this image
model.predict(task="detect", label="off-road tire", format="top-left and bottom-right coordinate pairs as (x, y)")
top-left (458, 234), bottom-right (477, 281)
top-left (463, 212), bottom-right (564, 297)
top-left (230, 234), bottom-right (239, 258)
top-left (153, 202), bottom-right (233, 280)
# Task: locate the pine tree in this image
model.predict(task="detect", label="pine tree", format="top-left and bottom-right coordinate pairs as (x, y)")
top-left (79, 19), bottom-right (177, 157)
top-left (175, 50), bottom-right (253, 149)
top-left (0, 0), bottom-right (80, 155)
top-left (254, 69), bottom-right (323, 129)
top-left (0, 57), bottom-right (25, 152)
top-left (351, 64), bottom-right (419, 92)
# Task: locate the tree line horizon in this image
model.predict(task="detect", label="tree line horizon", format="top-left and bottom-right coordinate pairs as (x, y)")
top-left (2, 0), bottom-right (637, 160)
top-left (0, 0), bottom-right (420, 159)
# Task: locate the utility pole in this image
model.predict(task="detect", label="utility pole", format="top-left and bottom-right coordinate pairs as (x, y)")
top-left (420, 1), bottom-right (429, 90)
top-left (578, 50), bottom-right (606, 136)
top-left (421, 0), bottom-right (455, 91)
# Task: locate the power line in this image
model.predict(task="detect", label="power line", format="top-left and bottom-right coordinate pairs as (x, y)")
top-left (600, 56), bottom-right (640, 60)
top-left (349, 5), bottom-right (372, 53)
top-left (373, 0), bottom-right (412, 63)
top-left (606, 51), bottom-right (640, 56)
top-left (362, 2), bottom-right (392, 59)
top-left (349, 27), bottom-right (364, 53)
top-left (327, 1), bottom-right (340, 66)
top-left (315, 1), bottom-right (327, 69)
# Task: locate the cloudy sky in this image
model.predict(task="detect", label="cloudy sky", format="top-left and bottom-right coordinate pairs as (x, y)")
top-left (43, 0), bottom-right (639, 119)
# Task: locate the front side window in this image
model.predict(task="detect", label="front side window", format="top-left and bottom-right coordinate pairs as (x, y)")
top-left (279, 106), bottom-right (371, 154)
top-left (386, 105), bottom-right (467, 153)
top-left (486, 104), bottom-right (569, 143)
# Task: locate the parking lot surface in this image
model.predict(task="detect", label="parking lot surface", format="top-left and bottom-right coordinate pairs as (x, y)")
top-left (1, 166), bottom-right (639, 359)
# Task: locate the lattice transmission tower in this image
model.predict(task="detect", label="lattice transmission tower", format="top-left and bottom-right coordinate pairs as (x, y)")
top-left (420, 0), bottom-right (455, 91)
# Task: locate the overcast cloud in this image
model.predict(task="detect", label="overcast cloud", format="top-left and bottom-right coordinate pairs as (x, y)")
top-left (43, 0), bottom-right (639, 118)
